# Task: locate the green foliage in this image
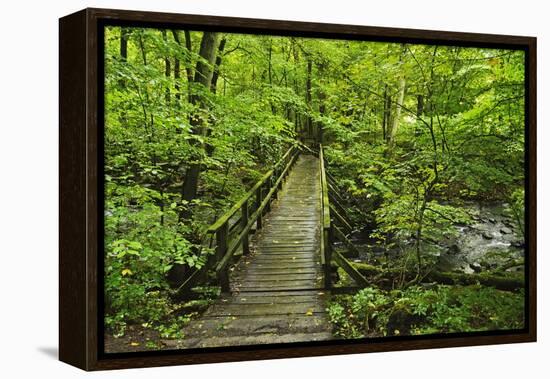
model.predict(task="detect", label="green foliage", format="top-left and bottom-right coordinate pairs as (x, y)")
top-left (103, 24), bottom-right (526, 341)
top-left (328, 285), bottom-right (524, 338)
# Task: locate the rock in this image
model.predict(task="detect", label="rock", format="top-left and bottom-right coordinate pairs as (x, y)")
top-left (448, 244), bottom-right (460, 255)
top-left (511, 241), bottom-right (525, 248)
top-left (482, 231), bottom-right (494, 240)
top-left (488, 218), bottom-right (497, 224)
top-left (386, 301), bottom-right (422, 336)
top-left (500, 227), bottom-right (513, 235)
top-left (503, 220), bottom-right (515, 228)
top-left (470, 262), bottom-right (483, 273)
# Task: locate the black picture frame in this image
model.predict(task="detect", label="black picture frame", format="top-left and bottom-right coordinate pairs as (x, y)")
top-left (59, 7), bottom-right (537, 371)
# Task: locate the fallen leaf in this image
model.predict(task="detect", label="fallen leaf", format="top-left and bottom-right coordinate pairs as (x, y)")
top-left (130, 342), bottom-right (140, 346)
top-left (121, 268), bottom-right (133, 276)
top-left (305, 309), bottom-right (314, 316)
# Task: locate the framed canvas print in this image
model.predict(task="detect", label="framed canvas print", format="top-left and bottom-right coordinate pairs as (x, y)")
top-left (59, 8), bottom-right (536, 370)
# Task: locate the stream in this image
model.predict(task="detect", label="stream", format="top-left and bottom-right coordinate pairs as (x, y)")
top-left (349, 202), bottom-right (525, 274)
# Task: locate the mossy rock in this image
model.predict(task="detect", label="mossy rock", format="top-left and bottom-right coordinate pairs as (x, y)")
top-left (386, 299), bottom-right (423, 336)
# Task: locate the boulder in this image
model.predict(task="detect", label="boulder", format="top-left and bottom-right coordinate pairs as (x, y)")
top-left (470, 262), bottom-right (483, 273)
top-left (500, 227), bottom-right (513, 235)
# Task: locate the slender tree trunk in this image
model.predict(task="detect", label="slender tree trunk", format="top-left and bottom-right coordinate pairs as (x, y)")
top-left (415, 94), bottom-right (424, 136)
top-left (120, 28), bottom-right (128, 61)
top-left (387, 75), bottom-right (406, 148)
top-left (316, 61), bottom-right (327, 144)
top-left (268, 39), bottom-right (277, 114)
top-left (162, 30), bottom-right (171, 104)
top-left (171, 30), bottom-right (181, 102)
top-left (210, 37), bottom-right (227, 94)
top-left (180, 32), bottom-right (221, 221)
top-left (184, 30), bottom-right (194, 104)
top-left (206, 37), bottom-right (227, 156)
top-left (416, 94), bottom-right (424, 117)
top-left (305, 58), bottom-right (313, 139)
top-left (382, 84), bottom-right (390, 141)
top-left (137, 33), bottom-right (147, 66)
top-left (118, 28), bottom-right (129, 125)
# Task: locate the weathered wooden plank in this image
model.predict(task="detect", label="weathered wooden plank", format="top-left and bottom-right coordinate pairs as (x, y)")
top-left (257, 247), bottom-right (317, 252)
top-left (205, 303), bottom-right (326, 317)
top-left (256, 251), bottom-right (322, 259)
top-left (237, 273), bottom-right (321, 282)
top-left (240, 270), bottom-right (319, 278)
top-left (245, 267), bottom-right (320, 274)
top-left (236, 285), bottom-right (324, 292)
top-left (250, 258), bottom-right (318, 264)
top-left (234, 289), bottom-right (326, 297)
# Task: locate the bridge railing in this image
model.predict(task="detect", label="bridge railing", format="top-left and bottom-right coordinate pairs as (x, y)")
top-left (176, 144), bottom-right (300, 295)
top-left (319, 145), bottom-right (333, 289)
top-left (319, 144), bottom-right (369, 289)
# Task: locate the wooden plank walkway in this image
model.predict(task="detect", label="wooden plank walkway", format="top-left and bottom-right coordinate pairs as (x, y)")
top-left (177, 155), bottom-right (333, 348)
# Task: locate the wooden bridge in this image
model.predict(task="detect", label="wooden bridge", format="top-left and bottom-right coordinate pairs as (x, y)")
top-left (176, 145), bottom-right (368, 348)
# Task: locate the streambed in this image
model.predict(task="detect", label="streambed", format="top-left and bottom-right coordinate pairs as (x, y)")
top-left (348, 202), bottom-right (525, 274)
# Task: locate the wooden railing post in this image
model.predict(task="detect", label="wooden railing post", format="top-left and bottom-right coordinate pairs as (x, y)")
top-left (216, 222), bottom-right (230, 292)
top-left (265, 180), bottom-right (272, 212)
top-left (241, 200), bottom-right (250, 255)
top-left (256, 187), bottom-right (263, 230)
top-left (324, 226), bottom-right (332, 290)
top-left (274, 166), bottom-right (280, 199)
top-left (319, 144), bottom-right (333, 290)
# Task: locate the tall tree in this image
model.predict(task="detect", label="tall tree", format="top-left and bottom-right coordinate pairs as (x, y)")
top-left (171, 31), bottom-right (182, 101)
top-left (386, 45), bottom-right (407, 149)
top-left (210, 37), bottom-right (227, 94)
top-left (180, 32), bottom-right (221, 221)
top-left (120, 27), bottom-right (129, 61)
top-left (162, 30), bottom-right (171, 104)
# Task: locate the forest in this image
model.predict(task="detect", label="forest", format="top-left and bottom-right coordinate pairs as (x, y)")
top-left (103, 25), bottom-right (526, 351)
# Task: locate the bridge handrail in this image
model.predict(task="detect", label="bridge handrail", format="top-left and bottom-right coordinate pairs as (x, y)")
top-left (205, 144), bottom-right (299, 292)
top-left (319, 144), bottom-right (332, 289)
top-left (207, 145), bottom-right (297, 233)
top-left (319, 144), bottom-right (369, 289)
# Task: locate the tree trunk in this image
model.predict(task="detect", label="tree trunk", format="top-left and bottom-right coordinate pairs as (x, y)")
top-left (415, 94), bottom-right (424, 136)
top-left (206, 37), bottom-right (227, 156)
top-left (350, 263), bottom-right (524, 292)
top-left (120, 28), bottom-right (128, 61)
top-left (184, 30), bottom-right (194, 104)
top-left (305, 58), bottom-right (313, 140)
top-left (267, 39), bottom-right (277, 114)
top-left (162, 30), bottom-right (171, 104)
top-left (316, 61), bottom-right (327, 144)
top-left (118, 28), bottom-right (129, 125)
top-left (416, 94), bottom-right (424, 117)
top-left (171, 30), bottom-right (181, 102)
top-left (180, 32), bottom-right (221, 221)
top-left (382, 84), bottom-right (390, 141)
top-left (210, 37), bottom-right (227, 94)
top-left (387, 75), bottom-right (405, 148)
